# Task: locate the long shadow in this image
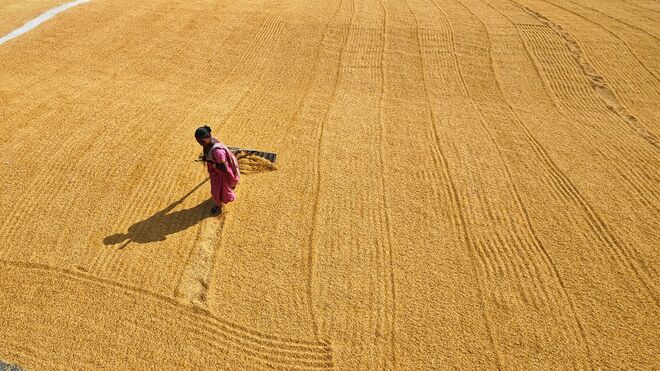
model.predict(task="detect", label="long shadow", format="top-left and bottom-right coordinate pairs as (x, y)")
top-left (103, 179), bottom-right (215, 249)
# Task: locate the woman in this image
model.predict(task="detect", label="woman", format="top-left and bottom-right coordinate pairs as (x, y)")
top-left (195, 126), bottom-right (240, 214)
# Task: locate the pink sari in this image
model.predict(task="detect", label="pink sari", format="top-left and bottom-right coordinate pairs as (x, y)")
top-left (205, 138), bottom-right (240, 205)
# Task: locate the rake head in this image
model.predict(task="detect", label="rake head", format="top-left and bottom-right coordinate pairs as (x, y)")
top-left (228, 146), bottom-right (277, 163)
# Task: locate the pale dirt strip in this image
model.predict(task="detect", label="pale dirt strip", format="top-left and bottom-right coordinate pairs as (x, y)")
top-left (0, 0), bottom-right (90, 46)
top-left (0, 359), bottom-right (23, 371)
top-left (0, 1), bottom-right (66, 37)
top-left (0, 0), bottom-right (658, 369)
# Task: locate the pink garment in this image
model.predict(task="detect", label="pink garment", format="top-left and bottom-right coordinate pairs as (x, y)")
top-left (206, 138), bottom-right (240, 205)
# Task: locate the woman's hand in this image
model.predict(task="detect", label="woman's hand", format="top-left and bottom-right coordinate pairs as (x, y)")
top-left (214, 161), bottom-right (228, 172)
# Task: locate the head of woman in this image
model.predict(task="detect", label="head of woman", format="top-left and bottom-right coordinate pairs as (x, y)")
top-left (195, 125), bottom-right (213, 147)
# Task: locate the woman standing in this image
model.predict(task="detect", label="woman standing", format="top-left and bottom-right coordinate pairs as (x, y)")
top-left (195, 126), bottom-right (240, 214)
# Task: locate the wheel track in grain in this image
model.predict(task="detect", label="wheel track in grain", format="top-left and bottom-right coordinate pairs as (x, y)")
top-left (0, 259), bottom-right (334, 369)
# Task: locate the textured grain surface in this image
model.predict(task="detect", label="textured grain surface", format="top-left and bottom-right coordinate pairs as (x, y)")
top-left (0, 0), bottom-right (658, 369)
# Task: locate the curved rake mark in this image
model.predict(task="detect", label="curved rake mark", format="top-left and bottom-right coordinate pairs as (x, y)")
top-left (464, 0), bottom-right (596, 363)
top-left (521, 2), bottom-right (658, 149)
top-left (621, 0), bottom-right (660, 14)
top-left (567, 0), bottom-right (660, 42)
top-left (376, 1), bottom-right (398, 368)
top-left (407, 0), bottom-right (503, 367)
top-left (541, 0), bottom-right (658, 82)
top-left (0, 259), bottom-right (332, 353)
top-left (301, 0), bottom-right (352, 341)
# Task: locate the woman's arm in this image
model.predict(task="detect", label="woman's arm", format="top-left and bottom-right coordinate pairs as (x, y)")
top-left (212, 148), bottom-right (229, 172)
top-left (214, 161), bottom-right (228, 172)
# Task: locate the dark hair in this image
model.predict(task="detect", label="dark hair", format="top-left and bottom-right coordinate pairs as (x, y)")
top-left (194, 125), bottom-right (212, 139)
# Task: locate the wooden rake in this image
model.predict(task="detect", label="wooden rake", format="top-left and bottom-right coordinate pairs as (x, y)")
top-left (227, 146), bottom-right (277, 163)
top-left (195, 146), bottom-right (277, 164)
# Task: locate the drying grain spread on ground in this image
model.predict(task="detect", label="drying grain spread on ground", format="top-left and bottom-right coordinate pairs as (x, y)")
top-left (0, 0), bottom-right (658, 369)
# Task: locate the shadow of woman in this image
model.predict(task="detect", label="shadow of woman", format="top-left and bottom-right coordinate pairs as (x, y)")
top-left (103, 179), bottom-right (215, 249)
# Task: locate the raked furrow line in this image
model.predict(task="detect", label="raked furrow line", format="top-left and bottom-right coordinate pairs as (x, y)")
top-left (0, 0), bottom-right (658, 369)
top-left (0, 260), bottom-right (333, 370)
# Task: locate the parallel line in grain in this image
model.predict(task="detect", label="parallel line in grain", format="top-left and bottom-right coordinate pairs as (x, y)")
top-left (291, 0), bottom-right (348, 342)
top-left (503, 0), bottom-right (659, 303)
top-left (96, 3), bottom-right (283, 277)
top-left (97, 146), bottom-right (176, 275)
top-left (0, 120), bottom-right (107, 261)
top-left (173, 2), bottom-right (293, 309)
top-left (0, 259), bottom-right (332, 353)
top-left (519, 2), bottom-right (659, 148)
top-left (376, 1), bottom-right (397, 367)
top-left (421, 0), bottom-right (503, 366)
top-left (540, 0), bottom-right (658, 81)
top-left (451, 0), bottom-right (559, 309)
top-left (505, 0), bottom-right (659, 282)
top-left (621, 0), bottom-right (660, 13)
top-left (64, 15), bottom-right (177, 273)
top-left (517, 27), bottom-right (600, 112)
top-left (512, 3), bottom-right (660, 201)
top-left (514, 14), bottom-right (659, 198)
top-left (567, 0), bottom-right (660, 41)
top-left (442, 0), bottom-right (598, 364)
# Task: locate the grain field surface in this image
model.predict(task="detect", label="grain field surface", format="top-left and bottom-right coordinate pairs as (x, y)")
top-left (0, 0), bottom-right (658, 369)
